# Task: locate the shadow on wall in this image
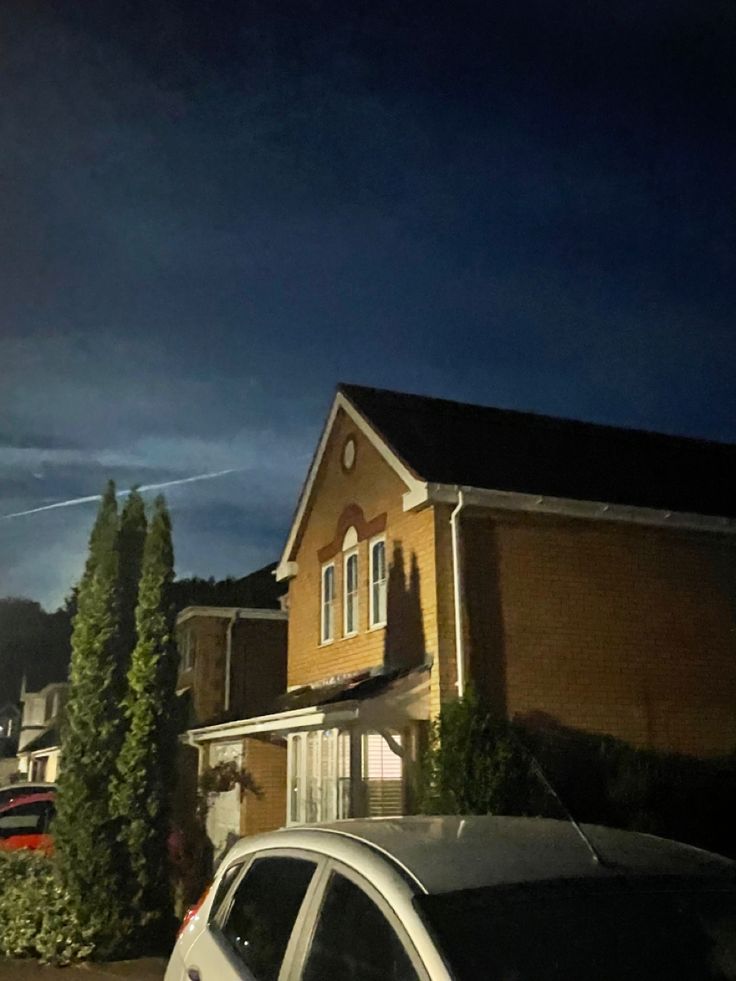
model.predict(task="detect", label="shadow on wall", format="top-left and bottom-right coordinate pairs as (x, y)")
top-left (384, 543), bottom-right (426, 671)
top-left (462, 517), bottom-right (507, 718)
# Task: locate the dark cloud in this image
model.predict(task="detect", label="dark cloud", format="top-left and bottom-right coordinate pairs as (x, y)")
top-left (1, 0), bottom-right (735, 606)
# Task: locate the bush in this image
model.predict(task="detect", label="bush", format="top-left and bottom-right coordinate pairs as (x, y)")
top-left (418, 688), bottom-right (545, 815)
top-left (417, 691), bottom-right (736, 860)
top-left (0, 851), bottom-right (97, 965)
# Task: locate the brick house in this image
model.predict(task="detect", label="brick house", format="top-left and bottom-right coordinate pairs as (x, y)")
top-left (15, 681), bottom-right (68, 782)
top-left (178, 605), bottom-right (288, 858)
top-left (190, 383), bottom-right (736, 835)
top-left (0, 702), bottom-right (20, 758)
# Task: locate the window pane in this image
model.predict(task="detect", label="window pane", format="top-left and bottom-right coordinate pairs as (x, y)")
top-left (0, 801), bottom-right (47, 837)
top-left (364, 733), bottom-right (403, 816)
top-left (337, 731), bottom-right (351, 818)
top-left (304, 872), bottom-right (419, 981)
top-left (371, 541), bottom-right (387, 625)
top-left (322, 566), bottom-right (334, 642)
top-left (347, 554), bottom-right (357, 591)
top-left (306, 732), bottom-right (319, 822)
top-left (221, 856), bottom-right (315, 981)
top-left (345, 553), bottom-right (358, 634)
top-left (209, 861), bottom-right (244, 921)
top-left (289, 735), bottom-right (302, 823)
top-left (321, 730), bottom-right (336, 820)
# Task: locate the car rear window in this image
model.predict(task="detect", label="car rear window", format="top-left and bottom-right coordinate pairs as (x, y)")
top-left (0, 800), bottom-right (53, 837)
top-left (417, 876), bottom-right (736, 980)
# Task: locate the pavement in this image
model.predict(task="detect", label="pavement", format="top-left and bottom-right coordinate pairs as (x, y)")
top-left (0, 959), bottom-right (166, 980)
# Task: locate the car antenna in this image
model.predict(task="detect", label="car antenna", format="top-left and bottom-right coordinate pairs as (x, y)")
top-left (513, 734), bottom-right (607, 867)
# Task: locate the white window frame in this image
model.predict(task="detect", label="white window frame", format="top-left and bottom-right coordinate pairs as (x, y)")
top-left (369, 535), bottom-right (387, 629)
top-left (343, 549), bottom-right (359, 637)
top-left (320, 563), bottom-right (336, 644)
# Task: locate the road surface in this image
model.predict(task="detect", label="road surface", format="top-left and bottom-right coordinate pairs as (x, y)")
top-left (0, 959), bottom-right (166, 980)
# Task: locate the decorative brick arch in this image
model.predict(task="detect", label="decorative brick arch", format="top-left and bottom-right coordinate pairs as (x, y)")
top-left (317, 503), bottom-right (387, 563)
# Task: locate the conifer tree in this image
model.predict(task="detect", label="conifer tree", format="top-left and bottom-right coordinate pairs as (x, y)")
top-left (54, 481), bottom-right (126, 952)
top-left (117, 488), bottom-right (147, 704)
top-left (111, 495), bottom-right (178, 943)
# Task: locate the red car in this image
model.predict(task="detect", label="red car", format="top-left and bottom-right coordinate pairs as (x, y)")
top-left (0, 791), bottom-right (55, 854)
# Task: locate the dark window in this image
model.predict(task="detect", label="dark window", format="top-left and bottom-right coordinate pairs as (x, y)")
top-left (0, 799), bottom-right (53, 838)
top-left (209, 861), bottom-right (244, 922)
top-left (416, 877), bottom-right (736, 981)
top-left (304, 871), bottom-right (420, 981)
top-left (221, 856), bottom-right (315, 981)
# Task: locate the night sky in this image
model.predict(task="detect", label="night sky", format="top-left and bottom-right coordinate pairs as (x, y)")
top-left (2, 0), bottom-right (735, 609)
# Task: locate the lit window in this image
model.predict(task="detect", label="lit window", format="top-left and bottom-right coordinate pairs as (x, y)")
top-left (363, 732), bottom-right (403, 817)
top-left (369, 538), bottom-right (387, 627)
top-left (344, 551), bottom-right (358, 636)
top-left (321, 564), bottom-right (335, 643)
top-left (288, 730), bottom-right (351, 825)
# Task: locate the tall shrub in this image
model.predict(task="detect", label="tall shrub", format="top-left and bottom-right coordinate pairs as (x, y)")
top-left (419, 688), bottom-right (542, 815)
top-left (111, 495), bottom-right (178, 947)
top-left (117, 488), bottom-right (147, 702)
top-left (53, 482), bottom-right (126, 954)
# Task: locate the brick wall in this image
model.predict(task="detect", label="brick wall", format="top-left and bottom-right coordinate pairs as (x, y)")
top-left (230, 619), bottom-right (287, 718)
top-left (178, 617), bottom-right (228, 723)
top-left (178, 614), bottom-right (287, 725)
top-left (242, 736), bottom-right (287, 835)
top-left (461, 510), bottom-right (736, 758)
top-left (287, 408), bottom-right (439, 692)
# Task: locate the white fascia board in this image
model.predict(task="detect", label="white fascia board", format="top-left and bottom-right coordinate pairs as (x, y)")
top-left (426, 483), bottom-right (736, 535)
top-left (176, 607), bottom-right (288, 625)
top-left (187, 702), bottom-right (361, 742)
top-left (402, 482), bottom-right (430, 511)
top-left (276, 391), bottom-right (426, 581)
top-left (29, 745), bottom-right (59, 758)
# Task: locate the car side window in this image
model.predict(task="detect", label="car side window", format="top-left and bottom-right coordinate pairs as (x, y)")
top-left (208, 860), bottom-right (244, 922)
top-left (303, 871), bottom-right (421, 981)
top-left (220, 855), bottom-right (315, 981)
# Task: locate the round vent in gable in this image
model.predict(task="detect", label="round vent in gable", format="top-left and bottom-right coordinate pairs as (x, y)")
top-left (342, 436), bottom-right (356, 471)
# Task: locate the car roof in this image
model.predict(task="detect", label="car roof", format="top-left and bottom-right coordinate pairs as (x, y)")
top-left (228, 816), bottom-right (736, 895)
top-left (0, 791), bottom-right (55, 813)
top-left (0, 782), bottom-right (56, 797)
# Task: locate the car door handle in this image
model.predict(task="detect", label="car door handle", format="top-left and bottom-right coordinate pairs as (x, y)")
top-left (187, 969), bottom-right (201, 981)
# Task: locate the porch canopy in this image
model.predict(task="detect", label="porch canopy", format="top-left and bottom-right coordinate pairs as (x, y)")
top-left (186, 663), bottom-right (430, 746)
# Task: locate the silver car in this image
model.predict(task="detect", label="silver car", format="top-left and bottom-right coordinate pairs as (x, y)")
top-left (165, 815), bottom-right (736, 980)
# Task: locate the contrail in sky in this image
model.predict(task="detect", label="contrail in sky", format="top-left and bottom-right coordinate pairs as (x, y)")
top-left (0, 469), bottom-right (241, 520)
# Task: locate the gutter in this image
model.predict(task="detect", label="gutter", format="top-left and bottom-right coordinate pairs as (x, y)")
top-left (417, 483), bottom-right (736, 535)
top-left (450, 488), bottom-right (467, 698)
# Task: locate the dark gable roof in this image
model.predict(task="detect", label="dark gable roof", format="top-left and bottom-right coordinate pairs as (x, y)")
top-left (340, 384), bottom-right (736, 520)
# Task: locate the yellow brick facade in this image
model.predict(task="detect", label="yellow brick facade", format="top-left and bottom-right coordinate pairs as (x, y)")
top-left (242, 737), bottom-right (287, 836)
top-left (460, 510), bottom-right (736, 758)
top-left (287, 408), bottom-right (440, 710)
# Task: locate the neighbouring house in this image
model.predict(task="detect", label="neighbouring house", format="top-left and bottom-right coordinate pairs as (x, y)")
top-left (0, 702), bottom-right (20, 756)
top-left (204, 382), bottom-right (736, 835)
top-left (178, 605), bottom-right (288, 860)
top-left (16, 681), bottom-right (69, 782)
top-left (0, 703), bottom-right (21, 784)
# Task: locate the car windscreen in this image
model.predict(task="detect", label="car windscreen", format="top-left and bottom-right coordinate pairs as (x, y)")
top-left (416, 875), bottom-right (736, 981)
